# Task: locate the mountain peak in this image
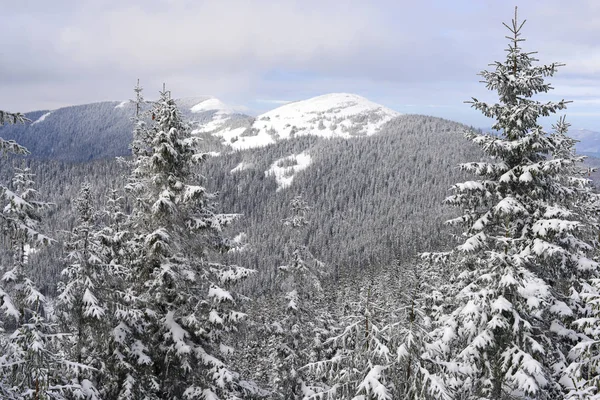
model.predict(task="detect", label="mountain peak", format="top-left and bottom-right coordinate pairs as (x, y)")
top-left (189, 98), bottom-right (235, 115)
top-left (226, 93), bottom-right (401, 149)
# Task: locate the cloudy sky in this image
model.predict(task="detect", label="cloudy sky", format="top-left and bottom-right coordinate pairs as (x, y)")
top-left (2, 0), bottom-right (600, 130)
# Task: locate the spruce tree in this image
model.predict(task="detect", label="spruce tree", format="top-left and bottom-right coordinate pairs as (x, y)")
top-left (125, 84), bottom-right (254, 399)
top-left (423, 7), bottom-right (598, 399)
top-left (96, 83), bottom-right (161, 400)
top-left (561, 116), bottom-right (600, 398)
top-left (0, 110), bottom-right (28, 156)
top-left (56, 183), bottom-right (106, 398)
top-left (0, 167), bottom-right (86, 398)
top-left (273, 195), bottom-right (326, 399)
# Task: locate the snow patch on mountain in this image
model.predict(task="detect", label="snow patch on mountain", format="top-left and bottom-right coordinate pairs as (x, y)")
top-left (265, 152), bottom-right (312, 191)
top-left (227, 93), bottom-right (400, 149)
top-left (32, 112), bottom-right (53, 125)
top-left (231, 162), bottom-right (253, 174)
top-left (185, 97), bottom-right (254, 147)
top-left (114, 101), bottom-right (128, 109)
top-left (190, 98), bottom-right (234, 114)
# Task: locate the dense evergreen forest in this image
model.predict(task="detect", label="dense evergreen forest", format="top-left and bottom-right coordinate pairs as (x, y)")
top-left (1, 9), bottom-right (600, 400)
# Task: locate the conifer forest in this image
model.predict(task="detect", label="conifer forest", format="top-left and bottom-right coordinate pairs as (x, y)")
top-left (1, 7), bottom-right (600, 400)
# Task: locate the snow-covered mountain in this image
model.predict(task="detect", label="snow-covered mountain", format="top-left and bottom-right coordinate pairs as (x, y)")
top-left (221, 93), bottom-right (401, 150)
top-left (0, 93), bottom-right (401, 160)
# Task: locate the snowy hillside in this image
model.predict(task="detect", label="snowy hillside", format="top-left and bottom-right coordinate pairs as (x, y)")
top-left (222, 93), bottom-right (401, 149)
top-left (188, 97), bottom-right (252, 144)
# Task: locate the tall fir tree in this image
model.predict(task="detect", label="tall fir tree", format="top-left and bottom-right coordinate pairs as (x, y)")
top-left (561, 115), bottom-right (600, 398)
top-left (422, 7), bottom-right (598, 400)
top-left (56, 183), bottom-right (106, 399)
top-left (0, 166), bottom-right (86, 398)
top-left (272, 195), bottom-right (327, 399)
top-left (125, 84), bottom-right (254, 399)
top-left (98, 82), bottom-right (161, 400)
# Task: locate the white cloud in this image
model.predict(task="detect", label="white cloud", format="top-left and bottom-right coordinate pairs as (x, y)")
top-left (55, 0), bottom-right (389, 74)
top-left (1, 0), bottom-right (600, 130)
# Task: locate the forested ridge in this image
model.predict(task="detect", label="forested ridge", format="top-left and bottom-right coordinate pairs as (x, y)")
top-left (1, 9), bottom-right (600, 400)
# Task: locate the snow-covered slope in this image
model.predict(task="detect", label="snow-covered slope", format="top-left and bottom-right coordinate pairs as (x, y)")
top-left (186, 98), bottom-right (253, 145)
top-left (265, 152), bottom-right (312, 191)
top-left (223, 93), bottom-right (401, 150)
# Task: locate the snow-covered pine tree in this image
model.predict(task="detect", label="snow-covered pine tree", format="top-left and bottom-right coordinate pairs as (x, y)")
top-left (56, 183), bottom-right (106, 398)
top-left (94, 186), bottom-right (157, 400)
top-left (0, 110), bottom-right (28, 156)
top-left (129, 79), bottom-right (152, 161)
top-left (0, 166), bottom-right (86, 399)
top-left (125, 84), bottom-right (254, 399)
top-left (395, 260), bottom-right (450, 400)
top-left (304, 274), bottom-right (395, 400)
top-left (558, 118), bottom-right (600, 398)
top-left (272, 195), bottom-right (326, 399)
top-left (422, 7), bottom-right (598, 400)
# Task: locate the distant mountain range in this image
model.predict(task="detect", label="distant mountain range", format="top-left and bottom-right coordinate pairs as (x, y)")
top-left (2, 93), bottom-right (597, 162)
top-left (0, 97), bottom-right (250, 162)
top-left (568, 129), bottom-right (600, 158)
top-left (3, 93), bottom-right (598, 294)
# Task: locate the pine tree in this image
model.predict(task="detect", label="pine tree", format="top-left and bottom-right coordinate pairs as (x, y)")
top-left (304, 274), bottom-right (395, 400)
top-left (0, 110), bottom-right (28, 156)
top-left (56, 183), bottom-right (106, 398)
top-left (560, 116), bottom-right (600, 398)
top-left (125, 84), bottom-right (254, 399)
top-left (272, 195), bottom-right (327, 399)
top-left (0, 167), bottom-right (85, 398)
top-left (87, 84), bottom-right (163, 400)
top-left (423, 7), bottom-right (598, 399)
top-left (395, 260), bottom-right (450, 400)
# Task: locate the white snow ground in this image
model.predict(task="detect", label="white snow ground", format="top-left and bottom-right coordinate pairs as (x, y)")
top-left (32, 112), bottom-right (52, 125)
top-left (265, 152), bottom-right (312, 191)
